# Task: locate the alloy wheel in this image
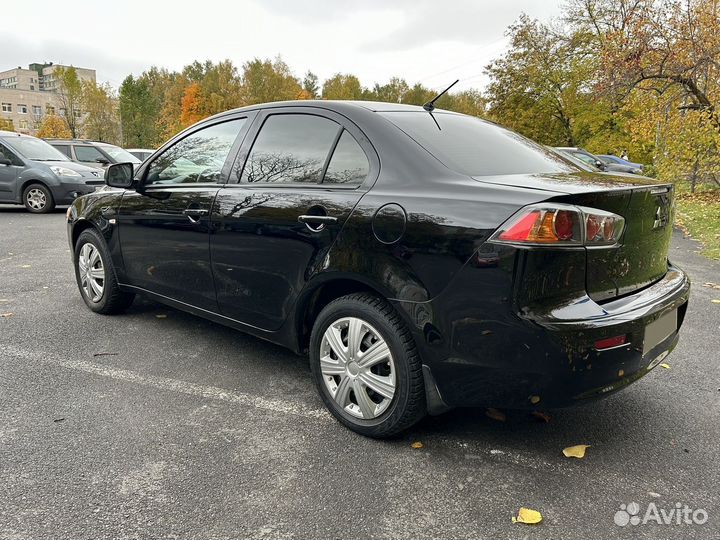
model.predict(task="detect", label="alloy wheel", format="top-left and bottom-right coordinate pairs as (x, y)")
top-left (320, 316), bottom-right (396, 419)
top-left (78, 243), bottom-right (105, 303)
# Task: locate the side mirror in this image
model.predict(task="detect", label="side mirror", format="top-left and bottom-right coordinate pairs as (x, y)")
top-left (0, 157), bottom-right (11, 166)
top-left (105, 162), bottom-right (135, 188)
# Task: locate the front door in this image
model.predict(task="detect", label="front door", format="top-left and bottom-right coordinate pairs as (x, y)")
top-left (211, 109), bottom-right (376, 330)
top-left (118, 115), bottom-right (252, 310)
top-left (73, 144), bottom-right (110, 168)
top-left (0, 142), bottom-right (22, 202)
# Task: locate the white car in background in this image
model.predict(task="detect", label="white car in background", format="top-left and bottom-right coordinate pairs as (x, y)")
top-left (126, 148), bottom-right (155, 162)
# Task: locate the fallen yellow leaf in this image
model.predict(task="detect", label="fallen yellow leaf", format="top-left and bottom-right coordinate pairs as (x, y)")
top-left (20, 265), bottom-right (31, 269)
top-left (512, 507), bottom-right (543, 524)
top-left (155, 314), bottom-right (167, 319)
top-left (486, 408), bottom-right (506, 422)
top-left (529, 395), bottom-right (541, 405)
top-left (410, 441), bottom-right (423, 449)
top-left (660, 363), bottom-right (671, 369)
top-left (712, 299), bottom-right (720, 304)
top-left (562, 444), bottom-right (590, 458)
top-left (0, 313), bottom-right (13, 318)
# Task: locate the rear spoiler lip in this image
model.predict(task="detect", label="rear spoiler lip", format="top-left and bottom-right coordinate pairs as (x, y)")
top-left (472, 172), bottom-right (672, 196)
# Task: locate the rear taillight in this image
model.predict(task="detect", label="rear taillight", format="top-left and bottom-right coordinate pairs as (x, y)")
top-left (491, 204), bottom-right (624, 247)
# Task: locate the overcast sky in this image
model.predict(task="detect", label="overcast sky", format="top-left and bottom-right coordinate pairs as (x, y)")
top-left (1, 0), bottom-right (563, 92)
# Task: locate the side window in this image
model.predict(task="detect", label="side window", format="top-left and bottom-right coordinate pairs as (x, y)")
top-left (0, 142), bottom-right (22, 165)
top-left (75, 145), bottom-right (105, 163)
top-left (572, 152), bottom-right (596, 165)
top-left (240, 114), bottom-right (340, 184)
top-left (323, 130), bottom-right (369, 185)
top-left (53, 145), bottom-right (71, 158)
top-left (145, 118), bottom-right (246, 186)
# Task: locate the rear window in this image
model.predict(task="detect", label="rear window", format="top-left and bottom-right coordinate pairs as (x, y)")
top-left (380, 112), bottom-right (576, 176)
top-left (241, 114), bottom-right (340, 184)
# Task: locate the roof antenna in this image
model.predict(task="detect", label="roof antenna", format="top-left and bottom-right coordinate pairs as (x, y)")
top-left (423, 79), bottom-right (459, 112)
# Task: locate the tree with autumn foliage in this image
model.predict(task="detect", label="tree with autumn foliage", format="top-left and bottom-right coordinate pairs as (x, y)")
top-left (322, 74), bottom-right (364, 100)
top-left (567, 0), bottom-right (720, 187)
top-left (180, 83), bottom-right (204, 128)
top-left (485, 15), bottom-right (600, 146)
top-left (53, 66), bottom-right (84, 138)
top-left (241, 57), bottom-right (304, 105)
top-left (36, 115), bottom-right (72, 139)
top-left (82, 82), bottom-right (121, 144)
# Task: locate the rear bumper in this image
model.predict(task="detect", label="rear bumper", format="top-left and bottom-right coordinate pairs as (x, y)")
top-left (394, 263), bottom-right (690, 412)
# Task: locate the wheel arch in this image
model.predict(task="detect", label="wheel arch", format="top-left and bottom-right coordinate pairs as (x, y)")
top-left (294, 275), bottom-right (395, 354)
top-left (70, 218), bottom-right (99, 252)
top-left (19, 179), bottom-right (51, 200)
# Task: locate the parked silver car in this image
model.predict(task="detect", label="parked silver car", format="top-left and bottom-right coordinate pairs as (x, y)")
top-left (46, 139), bottom-right (141, 170)
top-left (0, 131), bottom-right (104, 213)
top-left (556, 147), bottom-right (642, 174)
top-left (125, 148), bottom-right (155, 162)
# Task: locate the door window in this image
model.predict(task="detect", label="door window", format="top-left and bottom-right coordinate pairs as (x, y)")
top-left (53, 145), bottom-right (71, 158)
top-left (75, 145), bottom-right (106, 163)
top-left (145, 119), bottom-right (246, 185)
top-left (323, 130), bottom-right (369, 185)
top-left (240, 114), bottom-right (341, 184)
top-left (0, 142), bottom-right (22, 165)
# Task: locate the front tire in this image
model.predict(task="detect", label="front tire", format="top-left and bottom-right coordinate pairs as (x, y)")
top-left (309, 293), bottom-right (426, 437)
top-left (23, 183), bottom-right (55, 213)
top-left (74, 228), bottom-right (135, 314)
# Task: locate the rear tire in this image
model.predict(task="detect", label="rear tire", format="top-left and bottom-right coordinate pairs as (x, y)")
top-left (23, 183), bottom-right (55, 213)
top-left (74, 228), bottom-right (135, 314)
top-left (309, 293), bottom-right (426, 438)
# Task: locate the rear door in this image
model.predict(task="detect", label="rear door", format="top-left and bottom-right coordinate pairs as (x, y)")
top-left (118, 114), bottom-right (254, 310)
top-left (211, 108), bottom-right (377, 330)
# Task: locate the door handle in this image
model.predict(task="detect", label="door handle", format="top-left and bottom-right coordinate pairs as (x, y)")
top-left (297, 215), bottom-right (338, 225)
top-left (298, 214), bottom-right (337, 232)
top-left (183, 208), bottom-right (209, 217)
top-left (183, 207), bottom-right (208, 224)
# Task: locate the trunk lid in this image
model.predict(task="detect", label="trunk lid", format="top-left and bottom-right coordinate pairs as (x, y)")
top-left (474, 172), bottom-right (674, 302)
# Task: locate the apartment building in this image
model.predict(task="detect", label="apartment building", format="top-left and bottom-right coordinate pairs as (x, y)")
top-left (0, 62), bottom-right (96, 135)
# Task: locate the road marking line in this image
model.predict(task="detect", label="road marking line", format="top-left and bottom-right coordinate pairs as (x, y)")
top-left (0, 344), bottom-right (331, 421)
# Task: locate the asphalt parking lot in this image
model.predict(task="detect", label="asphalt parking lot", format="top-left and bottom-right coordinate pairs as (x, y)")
top-left (1, 204), bottom-right (719, 540)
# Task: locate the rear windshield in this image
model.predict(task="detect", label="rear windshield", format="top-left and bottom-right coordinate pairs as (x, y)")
top-left (380, 112), bottom-right (577, 176)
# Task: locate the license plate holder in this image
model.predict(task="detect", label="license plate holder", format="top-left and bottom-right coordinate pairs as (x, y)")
top-left (643, 309), bottom-right (677, 356)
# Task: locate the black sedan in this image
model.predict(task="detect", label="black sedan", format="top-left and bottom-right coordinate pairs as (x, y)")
top-left (66, 100), bottom-right (689, 437)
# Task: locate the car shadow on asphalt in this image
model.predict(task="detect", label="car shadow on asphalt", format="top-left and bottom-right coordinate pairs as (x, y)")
top-left (0, 205), bottom-right (69, 214)
top-left (122, 296), bottom-right (679, 456)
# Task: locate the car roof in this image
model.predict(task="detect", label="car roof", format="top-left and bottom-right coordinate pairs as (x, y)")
top-left (0, 130), bottom-right (35, 139)
top-left (45, 139), bottom-right (114, 145)
top-left (205, 99), bottom-right (457, 120)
